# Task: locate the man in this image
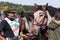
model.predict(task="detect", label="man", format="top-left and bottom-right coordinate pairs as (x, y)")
top-left (48, 9), bottom-right (60, 40)
top-left (0, 10), bottom-right (19, 40)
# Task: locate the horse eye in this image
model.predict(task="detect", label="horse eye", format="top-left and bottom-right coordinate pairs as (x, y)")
top-left (40, 15), bottom-right (43, 16)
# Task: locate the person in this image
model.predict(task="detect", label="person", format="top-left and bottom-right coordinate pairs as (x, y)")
top-left (48, 9), bottom-right (60, 40)
top-left (0, 10), bottom-right (19, 40)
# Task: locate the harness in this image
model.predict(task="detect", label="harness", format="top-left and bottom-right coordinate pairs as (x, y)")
top-left (34, 11), bottom-right (48, 26)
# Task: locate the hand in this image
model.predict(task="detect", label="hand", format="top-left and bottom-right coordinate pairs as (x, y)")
top-left (1, 38), bottom-right (6, 40)
top-left (0, 35), bottom-right (6, 40)
top-left (24, 35), bottom-right (28, 38)
top-left (26, 33), bottom-right (33, 36)
top-left (20, 34), bottom-right (28, 38)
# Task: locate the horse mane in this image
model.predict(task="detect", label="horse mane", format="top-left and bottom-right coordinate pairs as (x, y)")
top-left (23, 13), bottom-right (34, 21)
top-left (35, 5), bottom-right (57, 17)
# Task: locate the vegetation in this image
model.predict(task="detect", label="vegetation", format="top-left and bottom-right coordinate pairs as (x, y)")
top-left (0, 1), bottom-right (59, 15)
top-left (0, 1), bottom-right (34, 13)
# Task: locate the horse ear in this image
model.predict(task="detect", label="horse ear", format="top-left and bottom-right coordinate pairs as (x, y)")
top-left (46, 3), bottom-right (48, 6)
top-left (34, 3), bottom-right (37, 6)
top-left (34, 3), bottom-right (38, 8)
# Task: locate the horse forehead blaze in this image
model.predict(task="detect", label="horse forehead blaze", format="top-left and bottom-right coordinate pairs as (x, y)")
top-left (39, 12), bottom-right (45, 15)
top-left (37, 11), bottom-right (45, 14)
top-left (36, 11), bottom-right (45, 17)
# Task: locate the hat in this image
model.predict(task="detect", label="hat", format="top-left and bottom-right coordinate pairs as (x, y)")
top-left (4, 10), bottom-right (16, 14)
top-left (4, 10), bottom-right (15, 17)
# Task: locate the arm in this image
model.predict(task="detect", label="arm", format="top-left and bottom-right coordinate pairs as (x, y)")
top-left (0, 35), bottom-right (5, 40)
top-left (0, 20), bottom-right (6, 40)
top-left (52, 17), bottom-right (60, 25)
top-left (48, 21), bottom-right (57, 29)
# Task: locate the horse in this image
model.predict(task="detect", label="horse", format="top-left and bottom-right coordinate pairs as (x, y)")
top-left (33, 9), bottom-right (52, 40)
top-left (19, 12), bottom-right (35, 40)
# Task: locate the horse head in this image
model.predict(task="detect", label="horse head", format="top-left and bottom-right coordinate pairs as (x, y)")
top-left (34, 10), bottom-right (48, 26)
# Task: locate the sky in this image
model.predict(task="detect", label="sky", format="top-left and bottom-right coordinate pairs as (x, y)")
top-left (0, 0), bottom-right (60, 8)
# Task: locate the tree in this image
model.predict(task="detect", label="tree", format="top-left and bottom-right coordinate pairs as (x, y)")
top-left (1, 6), bottom-right (9, 11)
top-left (15, 6), bottom-right (25, 13)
